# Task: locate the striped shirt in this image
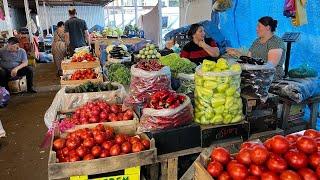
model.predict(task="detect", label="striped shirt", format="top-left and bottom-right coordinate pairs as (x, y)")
top-left (180, 38), bottom-right (218, 65)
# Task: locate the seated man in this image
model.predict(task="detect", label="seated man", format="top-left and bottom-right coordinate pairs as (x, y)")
top-left (0, 37), bottom-right (36, 93)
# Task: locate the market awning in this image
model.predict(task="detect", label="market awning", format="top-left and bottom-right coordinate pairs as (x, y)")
top-left (8, 0), bottom-right (114, 8)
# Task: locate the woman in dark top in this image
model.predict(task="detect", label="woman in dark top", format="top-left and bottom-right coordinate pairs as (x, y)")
top-left (180, 24), bottom-right (220, 65)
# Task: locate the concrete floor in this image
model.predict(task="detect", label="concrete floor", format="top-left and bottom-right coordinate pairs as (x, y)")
top-left (0, 63), bottom-right (60, 180)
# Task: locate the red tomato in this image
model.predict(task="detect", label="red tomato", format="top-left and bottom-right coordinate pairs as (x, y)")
top-left (284, 149), bottom-right (308, 169)
top-left (94, 124), bottom-right (105, 132)
top-left (99, 149), bottom-right (110, 158)
top-left (105, 127), bottom-right (114, 140)
top-left (66, 139), bottom-right (79, 150)
top-left (264, 138), bottom-right (273, 151)
top-left (76, 146), bottom-right (88, 158)
top-left (141, 139), bottom-right (151, 149)
top-left (121, 142), bottom-right (132, 154)
top-left (69, 154), bottom-right (80, 162)
top-left (309, 152), bottom-right (320, 169)
top-left (132, 142), bottom-right (144, 153)
top-left (227, 162), bottom-right (248, 180)
top-left (123, 110), bottom-right (134, 120)
top-left (94, 132), bottom-right (106, 144)
top-left (91, 146), bottom-right (102, 157)
top-left (296, 136), bottom-right (317, 154)
top-left (271, 135), bottom-right (290, 154)
top-left (250, 145), bottom-right (269, 165)
top-left (249, 164), bottom-right (265, 176)
top-left (83, 138), bottom-right (95, 148)
top-left (102, 141), bottom-right (114, 150)
top-left (108, 113), bottom-right (118, 122)
top-left (298, 168), bottom-right (318, 180)
top-left (247, 176), bottom-right (260, 180)
top-left (99, 111), bottom-right (108, 121)
top-left (211, 147), bottom-right (231, 165)
top-left (110, 144), bottom-right (121, 156)
top-left (280, 170), bottom-right (301, 180)
top-left (285, 134), bottom-right (298, 143)
top-left (110, 104), bottom-right (120, 113)
top-left (266, 154), bottom-right (288, 173)
top-left (83, 154), bottom-right (95, 160)
top-left (218, 172), bottom-right (232, 180)
top-left (304, 129), bottom-right (319, 138)
top-left (236, 148), bottom-right (251, 165)
top-left (316, 166), bottom-right (320, 177)
top-left (115, 134), bottom-right (126, 144)
top-left (261, 171), bottom-right (280, 180)
top-left (207, 161), bottom-right (223, 177)
top-left (62, 147), bottom-right (69, 157)
top-left (130, 137), bottom-right (141, 144)
top-left (53, 138), bottom-right (65, 150)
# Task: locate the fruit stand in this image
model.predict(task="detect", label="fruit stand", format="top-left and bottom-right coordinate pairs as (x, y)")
top-left (44, 40), bottom-right (320, 180)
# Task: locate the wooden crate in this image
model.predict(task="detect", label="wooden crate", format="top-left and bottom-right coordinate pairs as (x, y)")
top-left (48, 121), bottom-right (157, 180)
top-left (61, 58), bottom-right (100, 70)
top-left (60, 74), bottom-right (104, 86)
top-left (241, 93), bottom-right (278, 117)
top-left (194, 153), bottom-right (212, 180)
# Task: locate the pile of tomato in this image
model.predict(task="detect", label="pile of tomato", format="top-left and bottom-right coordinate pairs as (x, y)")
top-left (206, 129), bottom-right (320, 180)
top-left (70, 69), bottom-right (98, 80)
top-left (53, 124), bottom-right (151, 162)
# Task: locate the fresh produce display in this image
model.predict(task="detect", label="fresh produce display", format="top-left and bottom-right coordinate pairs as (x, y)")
top-left (204, 130), bottom-right (320, 179)
top-left (107, 64), bottom-right (131, 85)
top-left (123, 24), bottom-right (140, 36)
top-left (61, 100), bottom-right (135, 125)
top-left (70, 69), bottom-right (98, 80)
top-left (125, 60), bottom-right (171, 105)
top-left (136, 43), bottom-right (161, 60)
top-left (71, 48), bottom-right (96, 62)
top-left (177, 74), bottom-right (195, 96)
top-left (102, 27), bottom-right (123, 37)
top-left (194, 59), bottom-right (243, 125)
top-left (138, 90), bottom-right (193, 132)
top-left (65, 82), bottom-right (118, 93)
top-left (159, 53), bottom-right (197, 76)
top-left (241, 63), bottom-right (275, 102)
top-left (52, 124), bottom-right (150, 162)
top-left (90, 31), bottom-right (103, 39)
top-left (108, 46), bottom-right (130, 59)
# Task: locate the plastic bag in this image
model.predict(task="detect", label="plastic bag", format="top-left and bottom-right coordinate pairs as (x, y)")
top-left (270, 78), bottom-right (320, 103)
top-left (125, 65), bottom-right (171, 105)
top-left (177, 73), bottom-right (195, 106)
top-left (0, 87), bottom-right (10, 108)
top-left (138, 95), bottom-right (193, 132)
top-left (194, 66), bottom-right (243, 125)
top-left (240, 63), bottom-right (275, 102)
top-left (44, 82), bottom-right (126, 128)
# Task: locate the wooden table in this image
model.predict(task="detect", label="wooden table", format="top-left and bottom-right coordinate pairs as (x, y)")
top-left (279, 95), bottom-right (320, 133)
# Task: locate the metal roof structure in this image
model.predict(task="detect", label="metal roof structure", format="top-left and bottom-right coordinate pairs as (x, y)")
top-left (8, 0), bottom-right (113, 8)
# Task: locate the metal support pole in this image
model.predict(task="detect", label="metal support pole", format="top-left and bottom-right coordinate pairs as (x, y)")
top-left (113, 1), bottom-right (116, 27)
top-left (158, 0), bottom-right (162, 47)
top-left (121, 0), bottom-right (125, 29)
top-left (43, 2), bottom-right (49, 35)
top-left (134, 0), bottom-right (138, 25)
top-left (3, 0), bottom-right (13, 37)
top-left (24, 0), bottom-right (33, 42)
top-left (284, 42), bottom-right (292, 77)
top-left (35, 0), bottom-right (43, 37)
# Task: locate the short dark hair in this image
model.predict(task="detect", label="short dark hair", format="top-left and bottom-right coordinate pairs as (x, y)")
top-left (57, 21), bottom-right (64, 27)
top-left (188, 23), bottom-right (203, 39)
top-left (259, 16), bottom-right (278, 32)
top-left (68, 8), bottom-right (76, 15)
top-left (8, 37), bottom-right (19, 45)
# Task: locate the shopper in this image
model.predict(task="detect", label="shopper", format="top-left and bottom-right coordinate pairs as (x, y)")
top-left (52, 21), bottom-right (66, 76)
top-left (0, 37), bottom-right (36, 93)
top-left (180, 23), bottom-right (220, 65)
top-left (227, 16), bottom-right (286, 81)
top-left (64, 8), bottom-right (90, 55)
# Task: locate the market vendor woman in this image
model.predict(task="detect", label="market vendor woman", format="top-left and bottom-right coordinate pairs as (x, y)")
top-left (227, 16), bottom-right (286, 81)
top-left (180, 24), bottom-right (220, 65)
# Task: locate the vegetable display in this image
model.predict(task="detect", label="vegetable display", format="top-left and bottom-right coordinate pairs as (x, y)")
top-left (65, 82), bottom-right (118, 93)
top-left (53, 124), bottom-right (150, 162)
top-left (159, 53), bottom-right (197, 76)
top-left (70, 69), bottom-right (98, 80)
top-left (61, 100), bottom-right (135, 125)
top-left (107, 64), bottom-right (131, 85)
top-left (125, 60), bottom-right (171, 105)
top-left (108, 46), bottom-right (130, 59)
top-left (205, 129), bottom-right (320, 179)
top-left (71, 52), bottom-right (96, 62)
top-left (138, 90), bottom-right (193, 132)
top-left (136, 43), bottom-right (161, 60)
top-left (194, 59), bottom-right (243, 125)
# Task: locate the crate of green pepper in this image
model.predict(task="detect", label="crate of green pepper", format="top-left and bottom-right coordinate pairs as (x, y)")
top-left (194, 58), bottom-right (244, 125)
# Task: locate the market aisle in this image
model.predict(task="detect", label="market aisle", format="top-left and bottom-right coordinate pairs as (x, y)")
top-left (0, 63), bottom-right (59, 179)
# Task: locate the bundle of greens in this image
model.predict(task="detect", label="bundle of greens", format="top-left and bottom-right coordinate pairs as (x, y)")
top-left (107, 64), bottom-right (131, 85)
top-left (65, 82), bottom-right (118, 93)
top-left (159, 53), bottom-right (196, 77)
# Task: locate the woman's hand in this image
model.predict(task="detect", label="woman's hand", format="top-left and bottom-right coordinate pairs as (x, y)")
top-left (198, 40), bottom-right (206, 48)
top-left (226, 48), bottom-right (241, 58)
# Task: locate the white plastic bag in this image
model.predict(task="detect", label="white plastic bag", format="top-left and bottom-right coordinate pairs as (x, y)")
top-left (44, 82), bottom-right (127, 128)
